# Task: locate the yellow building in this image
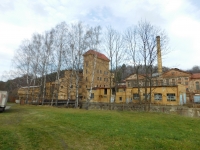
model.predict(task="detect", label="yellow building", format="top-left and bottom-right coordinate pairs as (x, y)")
top-left (87, 84), bottom-right (186, 106)
top-left (83, 50), bottom-right (111, 89)
top-left (18, 86), bottom-right (40, 103)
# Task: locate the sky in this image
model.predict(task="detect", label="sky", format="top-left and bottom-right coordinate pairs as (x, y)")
top-left (0, 0), bottom-right (200, 80)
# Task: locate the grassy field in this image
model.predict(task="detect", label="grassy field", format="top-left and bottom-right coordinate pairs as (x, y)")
top-left (0, 104), bottom-right (200, 150)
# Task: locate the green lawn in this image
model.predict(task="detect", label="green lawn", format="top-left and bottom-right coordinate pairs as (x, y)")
top-left (0, 104), bottom-right (200, 150)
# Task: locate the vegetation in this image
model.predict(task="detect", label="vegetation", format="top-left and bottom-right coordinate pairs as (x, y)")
top-left (1, 104), bottom-right (200, 149)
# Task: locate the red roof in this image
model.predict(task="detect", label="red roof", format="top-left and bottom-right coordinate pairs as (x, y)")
top-left (83, 50), bottom-right (110, 62)
top-left (191, 73), bottom-right (200, 79)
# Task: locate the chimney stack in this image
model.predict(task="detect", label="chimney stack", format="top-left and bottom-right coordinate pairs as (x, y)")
top-left (156, 36), bottom-right (162, 75)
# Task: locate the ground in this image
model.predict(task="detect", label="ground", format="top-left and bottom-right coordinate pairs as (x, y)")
top-left (0, 103), bottom-right (200, 149)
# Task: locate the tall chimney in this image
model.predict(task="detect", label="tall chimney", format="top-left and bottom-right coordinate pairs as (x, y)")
top-left (156, 36), bottom-right (162, 75)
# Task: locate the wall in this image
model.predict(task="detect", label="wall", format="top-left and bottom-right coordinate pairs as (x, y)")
top-left (81, 102), bottom-right (200, 118)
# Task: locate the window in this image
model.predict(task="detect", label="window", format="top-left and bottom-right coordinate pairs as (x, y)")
top-left (97, 77), bottom-right (99, 80)
top-left (177, 78), bottom-right (181, 84)
top-left (196, 82), bottom-right (200, 90)
top-left (119, 97), bottom-right (122, 101)
top-left (167, 93), bottom-right (176, 101)
top-left (133, 81), bottom-right (137, 87)
top-left (172, 79), bottom-right (175, 85)
top-left (91, 93), bottom-right (94, 99)
top-left (166, 79), bottom-right (169, 85)
top-left (185, 82), bottom-right (188, 85)
top-left (86, 61), bottom-right (88, 67)
top-left (61, 86), bottom-right (63, 89)
top-left (133, 93), bottom-right (139, 100)
top-left (143, 93), bottom-right (150, 100)
top-left (104, 89), bottom-right (107, 95)
top-left (86, 69), bottom-right (87, 74)
top-left (70, 85), bottom-right (73, 88)
top-left (160, 80), bottom-right (163, 86)
top-left (128, 82), bottom-right (130, 87)
top-left (100, 70), bottom-right (102, 74)
top-left (100, 77), bottom-right (101, 81)
top-left (154, 93), bottom-right (162, 100)
top-left (185, 77), bottom-right (188, 80)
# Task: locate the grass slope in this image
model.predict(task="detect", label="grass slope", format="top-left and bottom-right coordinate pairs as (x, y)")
top-left (0, 104), bottom-right (200, 150)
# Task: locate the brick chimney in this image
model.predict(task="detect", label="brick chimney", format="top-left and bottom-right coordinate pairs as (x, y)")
top-left (156, 36), bottom-right (162, 75)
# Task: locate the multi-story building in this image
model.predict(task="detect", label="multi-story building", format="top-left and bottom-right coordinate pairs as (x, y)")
top-left (17, 49), bottom-right (113, 104)
top-left (83, 50), bottom-right (111, 89)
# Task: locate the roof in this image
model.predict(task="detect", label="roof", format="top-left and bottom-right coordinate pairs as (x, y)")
top-left (191, 73), bottom-right (200, 79)
top-left (162, 68), bottom-right (191, 76)
top-left (83, 50), bottom-right (110, 62)
top-left (125, 73), bottom-right (145, 81)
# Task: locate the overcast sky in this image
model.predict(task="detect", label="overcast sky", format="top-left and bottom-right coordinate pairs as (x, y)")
top-left (0, 0), bottom-right (200, 80)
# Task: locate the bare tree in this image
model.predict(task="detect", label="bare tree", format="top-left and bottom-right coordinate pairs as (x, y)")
top-left (103, 26), bottom-right (124, 103)
top-left (13, 40), bottom-right (34, 103)
top-left (52, 22), bottom-right (68, 106)
top-left (124, 26), bottom-right (143, 104)
top-left (136, 20), bottom-right (169, 109)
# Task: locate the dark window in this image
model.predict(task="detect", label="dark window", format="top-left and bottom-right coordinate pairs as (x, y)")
top-left (167, 93), bottom-right (176, 101)
top-left (119, 97), bottom-right (122, 101)
top-left (160, 80), bottom-right (163, 86)
top-left (154, 93), bottom-right (162, 100)
top-left (166, 79), bottom-right (169, 85)
top-left (143, 93), bottom-right (150, 100)
top-left (91, 93), bottom-right (94, 99)
top-left (172, 79), bottom-right (175, 85)
top-left (104, 89), bottom-right (107, 95)
top-left (196, 82), bottom-right (200, 90)
top-left (133, 93), bottom-right (139, 100)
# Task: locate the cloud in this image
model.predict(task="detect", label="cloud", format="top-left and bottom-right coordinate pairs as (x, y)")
top-left (0, 0), bottom-right (200, 79)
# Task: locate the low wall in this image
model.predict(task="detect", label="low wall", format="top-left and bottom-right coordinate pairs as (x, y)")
top-left (81, 102), bottom-right (200, 118)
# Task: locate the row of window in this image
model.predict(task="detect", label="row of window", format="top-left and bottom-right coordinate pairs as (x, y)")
top-left (97, 70), bottom-right (108, 75)
top-left (91, 92), bottom-right (176, 101)
top-left (127, 79), bottom-right (189, 87)
top-left (85, 69), bottom-right (108, 75)
top-left (97, 77), bottom-right (108, 81)
top-left (86, 85), bottom-right (108, 88)
top-left (131, 93), bottom-right (176, 101)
